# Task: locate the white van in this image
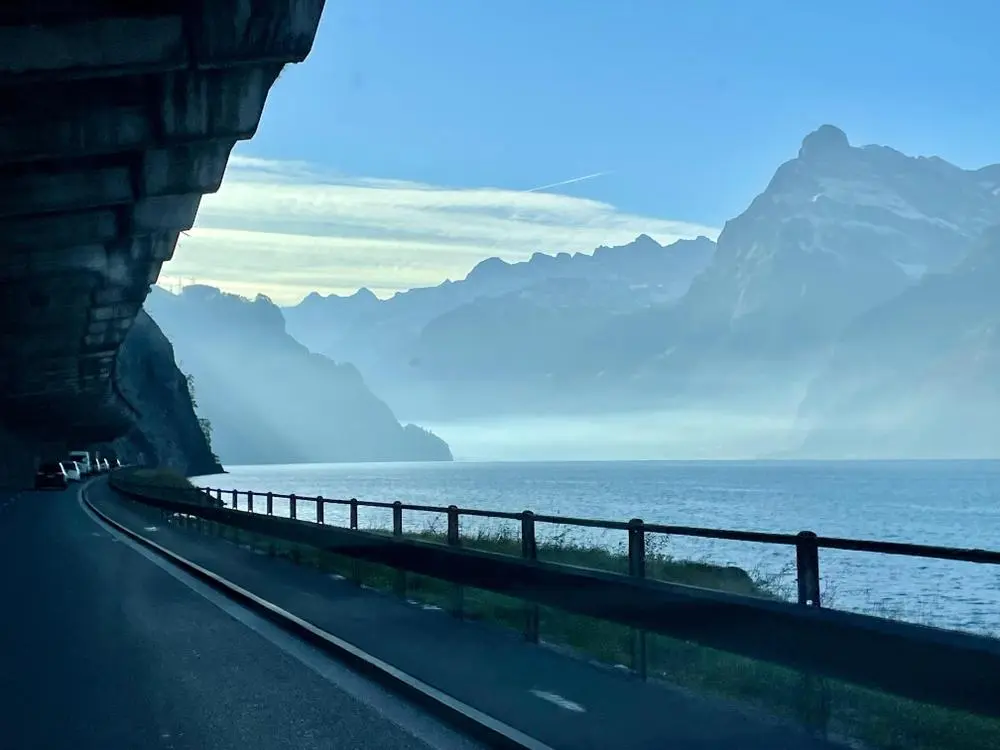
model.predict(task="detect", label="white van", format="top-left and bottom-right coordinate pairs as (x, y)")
top-left (68, 451), bottom-right (93, 476)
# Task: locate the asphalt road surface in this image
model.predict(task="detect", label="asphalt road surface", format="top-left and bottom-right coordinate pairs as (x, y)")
top-left (0, 483), bottom-right (483, 750)
top-left (84, 479), bottom-right (843, 750)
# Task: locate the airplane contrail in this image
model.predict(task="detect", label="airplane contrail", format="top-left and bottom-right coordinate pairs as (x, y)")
top-left (525, 171), bottom-right (610, 193)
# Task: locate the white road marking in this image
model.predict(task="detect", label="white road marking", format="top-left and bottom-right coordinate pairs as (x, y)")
top-left (529, 689), bottom-right (586, 713)
top-left (144, 526), bottom-right (159, 532)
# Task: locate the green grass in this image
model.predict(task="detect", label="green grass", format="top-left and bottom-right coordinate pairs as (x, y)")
top-left (125, 468), bottom-right (196, 489)
top-left (111, 468), bottom-right (218, 506)
top-left (124, 490), bottom-right (1000, 750)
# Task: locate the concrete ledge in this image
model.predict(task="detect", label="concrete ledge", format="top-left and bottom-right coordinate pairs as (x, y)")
top-left (0, 0), bottom-right (327, 441)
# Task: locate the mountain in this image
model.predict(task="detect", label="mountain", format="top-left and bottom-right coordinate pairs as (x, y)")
top-left (795, 225), bottom-right (1000, 457)
top-left (283, 234), bottom-right (716, 417)
top-left (580, 125), bottom-right (1000, 385)
top-left (369, 126), bottom-right (1000, 421)
top-left (277, 125), bottom-right (1000, 459)
top-left (144, 285), bottom-right (452, 465)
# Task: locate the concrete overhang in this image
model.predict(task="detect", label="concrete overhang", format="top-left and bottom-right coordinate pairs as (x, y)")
top-left (0, 1), bottom-right (325, 443)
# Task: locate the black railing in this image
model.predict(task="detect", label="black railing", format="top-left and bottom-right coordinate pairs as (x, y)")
top-left (108, 474), bottom-right (1000, 721)
top-left (198, 485), bottom-right (1000, 611)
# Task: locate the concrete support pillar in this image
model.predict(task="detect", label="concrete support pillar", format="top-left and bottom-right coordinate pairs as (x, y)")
top-left (37, 441), bottom-right (68, 463)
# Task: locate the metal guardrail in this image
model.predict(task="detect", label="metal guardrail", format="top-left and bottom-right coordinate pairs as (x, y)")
top-left (200, 484), bottom-right (1000, 609)
top-left (109, 473), bottom-right (1000, 720)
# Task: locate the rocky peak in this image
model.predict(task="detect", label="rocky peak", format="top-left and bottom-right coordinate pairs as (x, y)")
top-left (466, 256), bottom-right (509, 282)
top-left (798, 124), bottom-right (851, 161)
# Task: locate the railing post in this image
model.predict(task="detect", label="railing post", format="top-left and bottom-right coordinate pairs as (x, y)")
top-left (447, 505), bottom-right (463, 618)
top-left (316, 496), bottom-right (324, 525)
top-left (796, 531), bottom-right (822, 607)
top-left (232, 489), bottom-right (238, 510)
top-left (266, 491), bottom-right (276, 554)
top-left (521, 510), bottom-right (539, 642)
top-left (393, 501), bottom-right (406, 599)
top-left (215, 488), bottom-right (221, 504)
top-left (350, 498), bottom-right (360, 585)
top-left (290, 493), bottom-right (297, 520)
top-left (795, 530), bottom-right (828, 734)
top-left (248, 490), bottom-right (254, 513)
top-left (628, 518), bottom-right (647, 680)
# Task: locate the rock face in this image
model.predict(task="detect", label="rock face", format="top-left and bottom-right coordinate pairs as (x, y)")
top-left (99, 311), bottom-right (223, 476)
top-left (144, 286), bottom-right (452, 466)
top-left (0, 311), bottom-right (221, 486)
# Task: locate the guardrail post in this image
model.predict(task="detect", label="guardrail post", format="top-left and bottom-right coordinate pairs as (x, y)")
top-left (290, 494), bottom-right (297, 520)
top-left (215, 488), bottom-right (222, 504)
top-left (796, 531), bottom-right (822, 607)
top-left (521, 511), bottom-right (539, 642)
top-left (232, 489), bottom-right (238, 511)
top-left (316, 496), bottom-right (324, 525)
top-left (248, 491), bottom-right (254, 513)
top-left (393, 502), bottom-right (406, 599)
top-left (266, 492), bottom-right (273, 515)
top-left (447, 505), bottom-right (463, 618)
top-left (350, 498), bottom-right (360, 585)
top-left (628, 518), bottom-right (648, 680)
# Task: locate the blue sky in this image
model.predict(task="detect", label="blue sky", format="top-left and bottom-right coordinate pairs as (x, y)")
top-left (162, 0), bottom-right (1000, 303)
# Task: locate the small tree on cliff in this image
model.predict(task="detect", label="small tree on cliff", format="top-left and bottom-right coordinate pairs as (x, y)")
top-left (181, 368), bottom-right (218, 461)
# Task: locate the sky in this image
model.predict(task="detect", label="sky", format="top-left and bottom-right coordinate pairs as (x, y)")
top-left (160, 0), bottom-right (1000, 305)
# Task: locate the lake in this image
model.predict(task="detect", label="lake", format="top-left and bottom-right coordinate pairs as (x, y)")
top-left (192, 459), bottom-right (1000, 636)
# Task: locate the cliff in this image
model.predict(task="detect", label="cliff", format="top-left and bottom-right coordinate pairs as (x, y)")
top-left (96, 311), bottom-right (223, 476)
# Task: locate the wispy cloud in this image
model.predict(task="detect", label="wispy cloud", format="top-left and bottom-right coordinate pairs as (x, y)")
top-left (159, 156), bottom-right (719, 305)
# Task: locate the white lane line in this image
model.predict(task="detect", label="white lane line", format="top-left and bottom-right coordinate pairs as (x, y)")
top-left (144, 526), bottom-right (159, 532)
top-left (76, 490), bottom-right (493, 750)
top-left (529, 689), bottom-right (586, 713)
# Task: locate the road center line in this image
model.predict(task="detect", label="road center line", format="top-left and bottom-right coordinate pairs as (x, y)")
top-left (529, 689), bottom-right (586, 713)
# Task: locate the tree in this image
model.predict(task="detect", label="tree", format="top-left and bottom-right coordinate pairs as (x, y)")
top-left (181, 368), bottom-right (217, 459)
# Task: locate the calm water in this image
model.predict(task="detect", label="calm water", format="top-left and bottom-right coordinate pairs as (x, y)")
top-left (192, 460), bottom-right (1000, 636)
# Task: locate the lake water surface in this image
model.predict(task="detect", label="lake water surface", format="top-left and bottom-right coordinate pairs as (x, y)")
top-left (192, 459), bottom-right (1000, 636)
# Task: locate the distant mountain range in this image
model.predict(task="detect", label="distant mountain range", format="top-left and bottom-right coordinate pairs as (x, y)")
top-left (144, 286), bottom-right (452, 466)
top-left (284, 234), bottom-right (718, 417)
top-left (275, 124), bottom-right (1000, 458)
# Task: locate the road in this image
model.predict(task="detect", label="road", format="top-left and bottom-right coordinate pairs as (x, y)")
top-left (85, 480), bottom-right (842, 750)
top-left (0, 483), bottom-right (482, 750)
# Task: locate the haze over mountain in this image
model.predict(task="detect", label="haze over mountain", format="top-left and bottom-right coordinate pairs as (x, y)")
top-left (798, 225), bottom-right (1000, 458)
top-left (143, 286), bottom-right (452, 466)
top-left (273, 125), bottom-right (1000, 459)
top-left (284, 233), bottom-right (717, 417)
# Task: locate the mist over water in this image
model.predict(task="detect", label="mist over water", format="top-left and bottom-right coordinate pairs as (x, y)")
top-left (418, 409), bottom-right (806, 461)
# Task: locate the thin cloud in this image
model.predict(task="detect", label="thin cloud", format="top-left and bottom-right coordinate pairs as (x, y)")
top-left (160, 157), bottom-right (719, 305)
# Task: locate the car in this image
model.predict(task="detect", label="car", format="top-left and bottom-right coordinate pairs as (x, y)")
top-left (35, 462), bottom-right (69, 490)
top-left (61, 461), bottom-right (82, 482)
top-left (68, 451), bottom-right (93, 476)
